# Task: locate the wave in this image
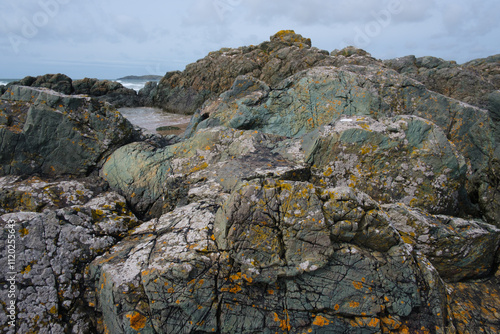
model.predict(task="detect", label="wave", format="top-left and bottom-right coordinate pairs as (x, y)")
top-left (117, 79), bottom-right (156, 92)
top-left (0, 79), bottom-right (17, 86)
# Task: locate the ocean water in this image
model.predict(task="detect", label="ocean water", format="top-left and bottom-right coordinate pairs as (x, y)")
top-left (119, 107), bottom-right (191, 135)
top-left (116, 78), bottom-right (159, 92)
top-left (0, 79), bottom-right (18, 86)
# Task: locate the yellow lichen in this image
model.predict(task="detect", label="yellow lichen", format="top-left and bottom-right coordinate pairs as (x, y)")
top-left (312, 315), bottom-right (330, 327)
top-left (126, 312), bottom-right (147, 331)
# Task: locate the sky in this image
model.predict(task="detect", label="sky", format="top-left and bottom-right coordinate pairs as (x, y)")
top-left (0, 0), bottom-right (499, 79)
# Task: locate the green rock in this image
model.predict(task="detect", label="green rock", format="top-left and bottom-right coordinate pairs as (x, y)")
top-left (0, 86), bottom-right (136, 177)
top-left (303, 115), bottom-right (468, 215)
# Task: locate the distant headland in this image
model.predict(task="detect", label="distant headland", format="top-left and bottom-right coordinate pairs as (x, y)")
top-left (116, 75), bottom-right (163, 80)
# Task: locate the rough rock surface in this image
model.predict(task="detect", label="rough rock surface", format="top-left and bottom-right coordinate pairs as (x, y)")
top-left (72, 78), bottom-right (140, 107)
top-left (145, 30), bottom-right (360, 114)
top-left (0, 85), bottom-right (137, 176)
top-left (1, 32), bottom-right (500, 334)
top-left (10, 74), bottom-right (141, 107)
top-left (384, 54), bottom-right (500, 110)
top-left (303, 115), bottom-right (468, 215)
top-left (0, 185), bottom-right (138, 334)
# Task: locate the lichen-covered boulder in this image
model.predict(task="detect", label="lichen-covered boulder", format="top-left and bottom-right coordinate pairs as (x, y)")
top-left (101, 127), bottom-right (310, 219)
top-left (302, 115), bottom-right (468, 215)
top-left (384, 55), bottom-right (498, 109)
top-left (0, 175), bottom-right (106, 214)
top-left (0, 187), bottom-right (138, 334)
top-left (0, 85), bottom-right (136, 176)
top-left (384, 203), bottom-right (500, 282)
top-left (88, 183), bottom-right (451, 334)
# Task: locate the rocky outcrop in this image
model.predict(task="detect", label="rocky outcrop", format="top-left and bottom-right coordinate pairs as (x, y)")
top-left (1, 32), bottom-right (500, 333)
top-left (146, 30), bottom-right (341, 114)
top-left (0, 85), bottom-right (137, 176)
top-left (72, 78), bottom-right (139, 107)
top-left (12, 73), bottom-right (74, 95)
top-left (9, 74), bottom-right (141, 107)
top-left (188, 63), bottom-right (499, 225)
top-left (384, 54), bottom-right (500, 110)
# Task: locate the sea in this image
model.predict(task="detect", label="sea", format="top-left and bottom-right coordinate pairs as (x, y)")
top-left (116, 78), bottom-right (156, 92)
top-left (0, 79), bottom-right (17, 86)
top-left (1, 78), bottom-right (191, 136)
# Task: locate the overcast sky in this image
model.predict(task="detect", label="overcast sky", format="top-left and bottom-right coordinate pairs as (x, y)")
top-left (0, 0), bottom-right (499, 79)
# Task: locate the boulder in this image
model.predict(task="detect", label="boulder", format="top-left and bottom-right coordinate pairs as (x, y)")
top-left (87, 184), bottom-right (449, 334)
top-left (10, 73), bottom-right (73, 95)
top-left (464, 54), bottom-right (500, 89)
top-left (101, 127), bottom-right (310, 219)
top-left (303, 116), bottom-right (468, 215)
top-left (0, 85), bottom-right (137, 177)
top-left (384, 203), bottom-right (500, 282)
top-left (0, 180), bottom-right (138, 334)
top-left (148, 30), bottom-right (347, 114)
top-left (73, 78), bottom-right (140, 107)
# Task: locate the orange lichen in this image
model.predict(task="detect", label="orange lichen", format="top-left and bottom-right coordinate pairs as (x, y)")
top-left (349, 301), bottom-right (360, 308)
top-left (352, 281), bottom-right (363, 290)
top-left (126, 312), bottom-right (147, 331)
top-left (273, 311), bottom-right (291, 331)
top-left (312, 315), bottom-right (330, 327)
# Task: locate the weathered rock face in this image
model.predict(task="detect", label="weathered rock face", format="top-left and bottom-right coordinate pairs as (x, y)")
top-left (189, 64), bottom-right (499, 225)
top-left (384, 203), bottom-right (500, 282)
top-left (88, 184), bottom-right (438, 334)
top-left (303, 116), bottom-right (468, 215)
top-left (146, 30), bottom-right (342, 114)
top-left (101, 127), bottom-right (310, 219)
top-left (0, 85), bottom-right (137, 176)
top-left (384, 54), bottom-right (500, 110)
top-left (0, 183), bottom-right (138, 334)
top-left (2, 32), bottom-right (500, 334)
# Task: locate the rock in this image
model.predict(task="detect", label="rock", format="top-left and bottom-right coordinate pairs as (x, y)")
top-left (0, 85), bottom-right (137, 177)
top-left (190, 65), bottom-right (495, 172)
top-left (148, 30), bottom-right (346, 114)
top-left (384, 203), bottom-right (500, 282)
top-left (385, 55), bottom-right (498, 109)
top-left (101, 127), bottom-right (310, 219)
top-left (0, 175), bottom-right (107, 214)
top-left (71, 77), bottom-right (100, 95)
top-left (0, 181), bottom-right (138, 334)
top-left (10, 75), bottom-right (141, 108)
top-left (332, 45), bottom-right (371, 57)
top-left (1, 32), bottom-right (500, 333)
top-left (73, 78), bottom-right (140, 107)
top-left (11, 73), bottom-right (73, 95)
top-left (138, 81), bottom-right (158, 106)
top-left (446, 278), bottom-right (500, 333)
top-left (464, 54), bottom-right (500, 89)
top-left (87, 183), bottom-right (450, 334)
top-left (303, 115), bottom-right (468, 215)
